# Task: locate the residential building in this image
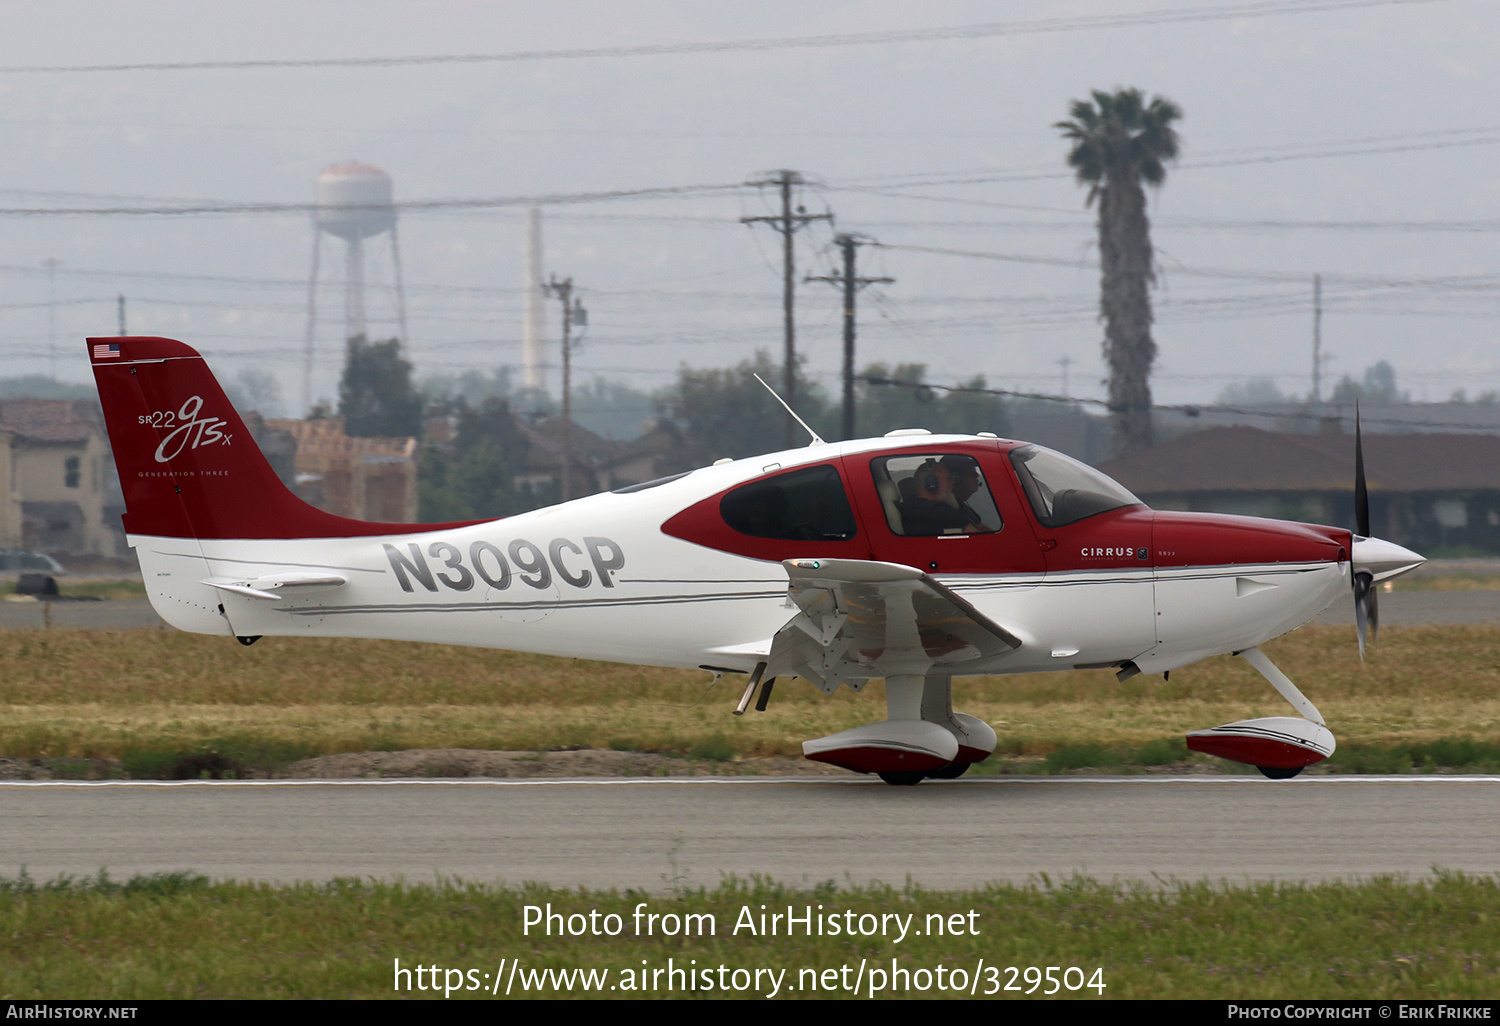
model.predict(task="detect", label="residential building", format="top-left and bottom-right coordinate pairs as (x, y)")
top-left (1096, 425), bottom-right (1500, 555)
top-left (266, 416), bottom-right (418, 523)
top-left (0, 399), bottom-right (117, 555)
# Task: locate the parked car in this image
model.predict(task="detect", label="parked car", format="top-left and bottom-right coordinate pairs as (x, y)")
top-left (0, 551), bottom-right (67, 575)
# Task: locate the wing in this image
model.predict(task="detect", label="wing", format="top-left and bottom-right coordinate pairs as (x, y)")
top-left (764, 557), bottom-right (1023, 694)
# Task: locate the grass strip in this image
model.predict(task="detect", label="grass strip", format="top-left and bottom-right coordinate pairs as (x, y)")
top-left (1, 871), bottom-right (1497, 999)
top-left (4, 624), bottom-right (1500, 771)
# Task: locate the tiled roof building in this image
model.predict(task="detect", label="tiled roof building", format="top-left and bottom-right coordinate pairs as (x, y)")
top-left (0, 399), bottom-right (117, 554)
top-left (1097, 426), bottom-right (1500, 553)
top-left (266, 417), bottom-right (418, 523)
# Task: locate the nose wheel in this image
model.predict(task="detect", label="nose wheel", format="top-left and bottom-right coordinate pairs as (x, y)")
top-left (1257, 765), bottom-right (1304, 780)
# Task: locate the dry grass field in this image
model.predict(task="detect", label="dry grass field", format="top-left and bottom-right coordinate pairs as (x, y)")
top-left (2, 620), bottom-right (1499, 773)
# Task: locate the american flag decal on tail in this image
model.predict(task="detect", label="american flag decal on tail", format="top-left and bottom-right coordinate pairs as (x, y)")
top-left (92, 342), bottom-right (121, 360)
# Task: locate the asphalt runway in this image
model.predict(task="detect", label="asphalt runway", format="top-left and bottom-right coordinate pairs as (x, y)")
top-left (3, 776), bottom-right (1497, 889)
top-left (3, 589), bottom-right (1497, 891)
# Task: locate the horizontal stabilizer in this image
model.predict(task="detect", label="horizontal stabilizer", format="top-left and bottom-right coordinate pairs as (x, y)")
top-left (201, 571), bottom-right (348, 601)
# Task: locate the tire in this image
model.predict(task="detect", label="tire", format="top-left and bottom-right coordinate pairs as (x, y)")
top-left (926, 761), bottom-right (971, 780)
top-left (1257, 765), bottom-right (1304, 780)
top-left (877, 770), bottom-right (926, 786)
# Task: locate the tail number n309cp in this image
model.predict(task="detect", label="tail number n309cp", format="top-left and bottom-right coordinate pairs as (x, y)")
top-left (383, 537), bottom-right (625, 593)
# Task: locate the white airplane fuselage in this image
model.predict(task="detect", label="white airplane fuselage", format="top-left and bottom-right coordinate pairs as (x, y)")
top-left (133, 434), bottom-right (1349, 680)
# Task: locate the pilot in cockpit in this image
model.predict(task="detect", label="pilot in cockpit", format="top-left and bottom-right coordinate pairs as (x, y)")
top-left (940, 454), bottom-right (993, 532)
top-left (899, 458), bottom-right (995, 536)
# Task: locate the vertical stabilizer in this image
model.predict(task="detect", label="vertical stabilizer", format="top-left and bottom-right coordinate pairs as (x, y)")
top-left (88, 336), bottom-right (462, 540)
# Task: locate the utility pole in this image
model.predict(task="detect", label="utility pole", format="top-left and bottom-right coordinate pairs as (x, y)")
top-left (807, 234), bottom-right (891, 440)
top-left (545, 275), bottom-right (587, 501)
top-left (117, 294), bottom-right (126, 336)
top-left (1311, 273), bottom-right (1323, 404)
top-left (741, 170), bottom-right (833, 447)
top-left (1057, 355), bottom-right (1073, 399)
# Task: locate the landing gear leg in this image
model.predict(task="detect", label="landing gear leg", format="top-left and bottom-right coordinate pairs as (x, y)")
top-left (919, 673), bottom-right (996, 781)
top-left (1185, 648), bottom-right (1336, 774)
top-left (1241, 647), bottom-right (1325, 725)
top-left (872, 675), bottom-right (946, 786)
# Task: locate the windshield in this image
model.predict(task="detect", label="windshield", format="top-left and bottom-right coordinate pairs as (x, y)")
top-left (1008, 445), bottom-right (1142, 527)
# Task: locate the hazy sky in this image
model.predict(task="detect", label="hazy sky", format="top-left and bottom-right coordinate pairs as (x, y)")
top-left (1, 0), bottom-right (1495, 418)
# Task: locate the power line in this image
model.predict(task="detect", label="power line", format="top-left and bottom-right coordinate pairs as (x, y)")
top-left (834, 123), bottom-right (1500, 187)
top-left (0, 2), bottom-right (1440, 74)
top-left (0, 115), bottom-right (1085, 140)
top-left (0, 181), bottom-right (743, 218)
top-left (861, 375), bottom-right (1495, 430)
top-left (853, 215), bottom-right (1500, 232)
top-left (876, 241), bottom-right (1500, 290)
top-left (830, 135), bottom-right (1500, 194)
top-left (0, 260), bottom-right (787, 302)
top-left (820, 130), bottom-right (1500, 215)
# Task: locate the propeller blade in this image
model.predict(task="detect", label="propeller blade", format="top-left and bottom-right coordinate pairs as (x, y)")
top-left (1354, 404), bottom-right (1370, 538)
top-left (1354, 572), bottom-right (1371, 660)
top-left (1352, 406), bottom-right (1377, 660)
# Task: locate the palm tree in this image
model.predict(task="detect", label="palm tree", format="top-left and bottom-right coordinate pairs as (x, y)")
top-left (1056, 88), bottom-right (1181, 455)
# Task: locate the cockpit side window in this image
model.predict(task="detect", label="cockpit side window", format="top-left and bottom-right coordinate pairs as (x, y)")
top-left (870, 454), bottom-right (1002, 536)
top-left (1008, 444), bottom-right (1142, 527)
top-left (719, 464), bottom-right (858, 542)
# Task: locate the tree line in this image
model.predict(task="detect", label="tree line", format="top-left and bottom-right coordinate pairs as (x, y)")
top-left (335, 335), bottom-right (1011, 520)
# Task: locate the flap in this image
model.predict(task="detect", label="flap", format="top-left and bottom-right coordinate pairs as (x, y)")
top-left (767, 557), bottom-right (1024, 694)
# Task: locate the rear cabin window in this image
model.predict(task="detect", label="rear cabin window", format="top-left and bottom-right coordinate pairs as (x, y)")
top-left (870, 454), bottom-right (1002, 536)
top-left (719, 464), bottom-right (858, 542)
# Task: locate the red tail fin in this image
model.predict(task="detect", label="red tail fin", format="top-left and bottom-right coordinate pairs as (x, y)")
top-left (90, 336), bottom-right (449, 540)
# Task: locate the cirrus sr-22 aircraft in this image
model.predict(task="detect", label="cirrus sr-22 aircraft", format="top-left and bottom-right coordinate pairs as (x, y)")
top-left (89, 336), bottom-right (1424, 784)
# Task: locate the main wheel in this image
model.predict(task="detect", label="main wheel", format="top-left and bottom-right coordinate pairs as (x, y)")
top-left (877, 770), bottom-right (926, 786)
top-left (926, 761), bottom-right (972, 780)
top-left (1257, 765), bottom-right (1304, 780)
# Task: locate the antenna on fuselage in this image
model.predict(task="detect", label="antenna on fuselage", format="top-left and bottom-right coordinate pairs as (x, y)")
top-left (753, 373), bottom-right (825, 446)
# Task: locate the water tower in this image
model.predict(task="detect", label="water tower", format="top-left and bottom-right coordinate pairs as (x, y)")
top-left (302, 161), bottom-right (408, 413)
